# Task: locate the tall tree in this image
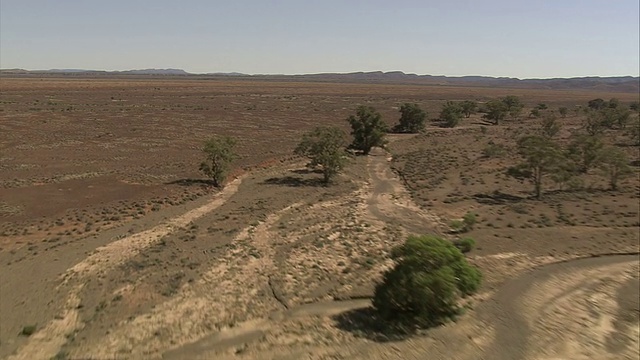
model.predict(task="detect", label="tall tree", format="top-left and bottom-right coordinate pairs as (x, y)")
top-left (597, 147), bottom-right (632, 191)
top-left (568, 134), bottom-right (604, 173)
top-left (347, 106), bottom-right (388, 155)
top-left (439, 101), bottom-right (464, 128)
top-left (199, 136), bottom-right (237, 188)
top-left (460, 100), bottom-right (478, 118)
top-left (539, 113), bottom-right (562, 139)
top-left (294, 126), bottom-right (348, 184)
top-left (393, 103), bottom-right (427, 133)
top-left (483, 100), bottom-right (509, 125)
top-left (502, 95), bottom-right (524, 119)
top-left (507, 135), bottom-right (563, 199)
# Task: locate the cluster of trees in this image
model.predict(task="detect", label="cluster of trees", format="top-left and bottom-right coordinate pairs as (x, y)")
top-left (507, 106), bottom-right (635, 199)
top-left (437, 96), bottom-right (527, 127)
top-left (198, 105), bottom-right (390, 188)
top-left (197, 97), bottom-right (637, 194)
top-left (437, 100), bottom-right (477, 128)
top-left (583, 98), bottom-right (634, 136)
top-left (190, 95), bottom-right (637, 333)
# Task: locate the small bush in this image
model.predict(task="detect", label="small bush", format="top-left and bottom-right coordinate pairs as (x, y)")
top-left (20, 325), bottom-right (36, 336)
top-left (450, 212), bottom-right (477, 233)
top-left (462, 212), bottom-right (477, 230)
top-left (453, 238), bottom-right (476, 253)
top-left (482, 142), bottom-right (507, 158)
top-left (449, 220), bottom-right (465, 232)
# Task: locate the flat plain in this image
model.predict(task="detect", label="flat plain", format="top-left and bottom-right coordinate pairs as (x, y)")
top-left (0, 76), bottom-right (638, 359)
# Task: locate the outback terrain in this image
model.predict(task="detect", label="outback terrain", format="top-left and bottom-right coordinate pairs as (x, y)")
top-left (0, 76), bottom-right (638, 359)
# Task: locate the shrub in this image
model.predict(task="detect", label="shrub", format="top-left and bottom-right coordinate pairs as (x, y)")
top-left (20, 325), bottom-right (36, 336)
top-left (373, 235), bottom-right (481, 329)
top-left (482, 142), bottom-right (507, 158)
top-left (449, 220), bottom-right (465, 232)
top-left (450, 212), bottom-right (476, 233)
top-left (453, 238), bottom-right (476, 253)
top-left (462, 212), bottom-right (477, 230)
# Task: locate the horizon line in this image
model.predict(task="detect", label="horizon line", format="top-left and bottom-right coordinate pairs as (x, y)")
top-left (1, 67), bottom-right (639, 80)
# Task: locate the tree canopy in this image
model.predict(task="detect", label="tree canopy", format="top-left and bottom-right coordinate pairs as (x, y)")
top-left (347, 106), bottom-right (388, 155)
top-left (597, 147), bottom-right (632, 191)
top-left (483, 99), bottom-right (509, 125)
top-left (507, 135), bottom-right (564, 199)
top-left (460, 100), bottom-right (478, 118)
top-left (373, 235), bottom-right (481, 329)
top-left (439, 101), bottom-right (464, 128)
top-left (393, 103), bottom-right (427, 133)
top-left (199, 136), bottom-right (237, 188)
top-left (294, 126), bottom-right (348, 184)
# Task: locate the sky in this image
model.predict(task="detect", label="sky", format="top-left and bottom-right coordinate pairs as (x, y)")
top-left (1, 0), bottom-right (639, 78)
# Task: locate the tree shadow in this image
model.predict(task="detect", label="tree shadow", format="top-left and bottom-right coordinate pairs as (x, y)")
top-left (262, 176), bottom-right (326, 187)
top-left (473, 191), bottom-right (525, 205)
top-left (290, 168), bottom-right (323, 175)
top-left (165, 178), bottom-right (216, 187)
top-left (332, 307), bottom-right (417, 343)
top-left (471, 120), bottom-right (494, 126)
top-left (614, 142), bottom-right (638, 148)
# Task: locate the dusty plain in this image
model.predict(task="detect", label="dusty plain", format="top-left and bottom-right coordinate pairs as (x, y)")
top-left (0, 76), bottom-right (638, 359)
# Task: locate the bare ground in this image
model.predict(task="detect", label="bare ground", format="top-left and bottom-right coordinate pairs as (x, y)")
top-left (2, 141), bottom-right (637, 360)
top-left (1, 78), bottom-right (639, 360)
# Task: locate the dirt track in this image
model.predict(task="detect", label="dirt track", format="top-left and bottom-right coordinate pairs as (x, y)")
top-left (2, 145), bottom-right (638, 360)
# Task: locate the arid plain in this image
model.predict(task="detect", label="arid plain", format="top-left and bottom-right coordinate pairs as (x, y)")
top-left (0, 76), bottom-right (638, 359)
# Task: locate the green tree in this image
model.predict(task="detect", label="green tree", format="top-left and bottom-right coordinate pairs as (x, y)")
top-left (612, 108), bottom-right (631, 129)
top-left (583, 110), bottom-right (607, 136)
top-left (199, 136), bottom-right (237, 188)
top-left (393, 103), bottom-right (426, 133)
top-left (347, 106), bottom-right (388, 155)
top-left (460, 100), bottom-right (478, 118)
top-left (627, 118), bottom-right (640, 145)
top-left (507, 136), bottom-right (563, 199)
top-left (483, 100), bottom-right (509, 125)
top-left (568, 134), bottom-right (604, 173)
top-left (588, 98), bottom-right (607, 110)
top-left (502, 95), bottom-right (524, 119)
top-left (294, 126), bottom-right (348, 184)
top-left (608, 98), bottom-right (620, 109)
top-left (373, 235), bottom-right (481, 329)
top-left (440, 101), bottom-right (464, 128)
top-left (536, 103), bottom-right (548, 110)
top-left (540, 113), bottom-right (562, 139)
top-left (585, 107), bottom-right (631, 132)
top-left (630, 102), bottom-right (639, 112)
top-left (597, 147), bottom-right (633, 190)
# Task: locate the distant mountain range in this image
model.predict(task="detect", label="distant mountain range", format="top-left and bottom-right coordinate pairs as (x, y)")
top-left (1, 68), bottom-right (638, 92)
top-left (1, 68), bottom-right (191, 75)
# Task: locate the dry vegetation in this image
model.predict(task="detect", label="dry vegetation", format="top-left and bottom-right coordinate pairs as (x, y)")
top-left (0, 76), bottom-right (638, 360)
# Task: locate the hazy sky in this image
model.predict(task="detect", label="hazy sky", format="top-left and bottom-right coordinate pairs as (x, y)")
top-left (1, 0), bottom-right (638, 78)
